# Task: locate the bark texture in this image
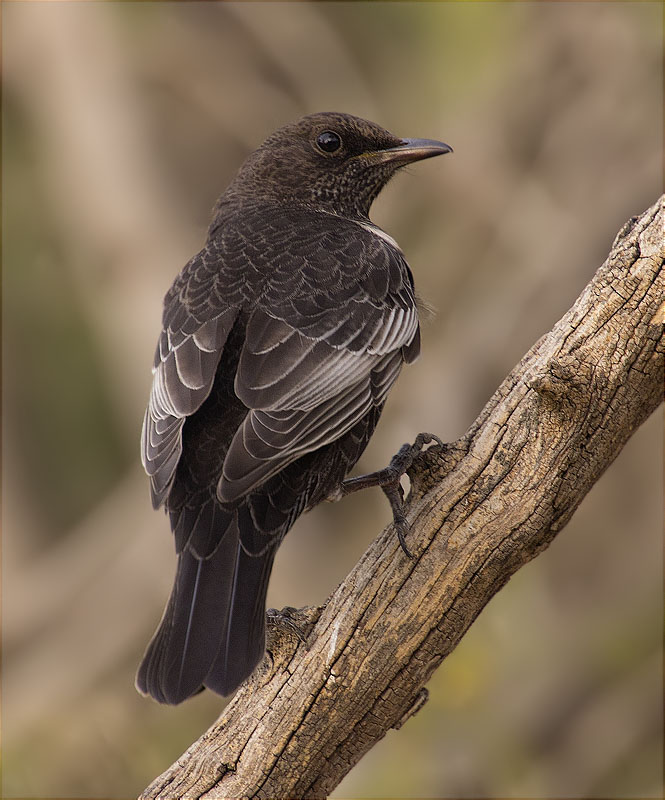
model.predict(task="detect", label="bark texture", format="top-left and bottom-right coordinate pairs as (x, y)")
top-left (140, 197), bottom-right (664, 800)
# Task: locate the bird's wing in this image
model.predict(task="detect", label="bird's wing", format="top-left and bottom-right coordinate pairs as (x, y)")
top-left (142, 211), bottom-right (420, 509)
top-left (141, 245), bottom-right (242, 508)
top-left (218, 223), bottom-right (420, 504)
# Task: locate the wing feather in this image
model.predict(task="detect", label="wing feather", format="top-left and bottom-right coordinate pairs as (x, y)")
top-left (142, 306), bottom-right (239, 507)
top-left (218, 376), bottom-right (376, 502)
top-left (217, 301), bottom-right (413, 504)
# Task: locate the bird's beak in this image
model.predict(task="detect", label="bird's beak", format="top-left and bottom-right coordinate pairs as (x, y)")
top-left (370, 138), bottom-right (453, 166)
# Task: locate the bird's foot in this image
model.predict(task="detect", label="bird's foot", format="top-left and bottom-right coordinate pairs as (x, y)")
top-left (336, 432), bottom-right (445, 558)
top-left (266, 606), bottom-right (309, 644)
top-left (266, 605), bottom-right (322, 647)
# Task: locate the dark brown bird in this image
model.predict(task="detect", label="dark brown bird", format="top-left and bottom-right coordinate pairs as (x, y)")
top-left (136, 112), bottom-right (452, 704)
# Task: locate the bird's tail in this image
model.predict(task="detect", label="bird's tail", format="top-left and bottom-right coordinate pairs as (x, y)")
top-left (136, 507), bottom-right (277, 704)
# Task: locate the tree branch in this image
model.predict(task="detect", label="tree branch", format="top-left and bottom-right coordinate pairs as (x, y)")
top-left (140, 197), bottom-right (664, 800)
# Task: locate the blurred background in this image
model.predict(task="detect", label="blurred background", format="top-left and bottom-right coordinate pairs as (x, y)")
top-left (2, 2), bottom-right (662, 798)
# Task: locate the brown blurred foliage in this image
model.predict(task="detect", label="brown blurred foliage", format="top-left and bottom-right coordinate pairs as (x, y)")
top-left (2, 2), bottom-right (662, 798)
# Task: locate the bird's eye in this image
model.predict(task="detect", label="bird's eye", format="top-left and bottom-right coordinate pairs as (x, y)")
top-left (316, 131), bottom-right (342, 153)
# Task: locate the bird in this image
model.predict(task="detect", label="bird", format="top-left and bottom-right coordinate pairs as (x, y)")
top-left (136, 111), bottom-right (452, 704)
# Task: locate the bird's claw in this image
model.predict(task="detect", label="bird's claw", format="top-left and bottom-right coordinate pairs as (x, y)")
top-left (339, 432), bottom-right (445, 559)
top-left (266, 606), bottom-right (308, 643)
top-left (394, 517), bottom-right (413, 559)
top-left (386, 432), bottom-right (444, 477)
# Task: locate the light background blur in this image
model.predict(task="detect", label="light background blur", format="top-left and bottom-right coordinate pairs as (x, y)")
top-left (2, 2), bottom-right (663, 798)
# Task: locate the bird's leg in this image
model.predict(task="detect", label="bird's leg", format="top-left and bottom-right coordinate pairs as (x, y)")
top-left (332, 432), bottom-right (444, 558)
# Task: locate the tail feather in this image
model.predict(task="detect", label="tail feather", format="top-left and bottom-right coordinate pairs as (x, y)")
top-left (136, 526), bottom-right (238, 704)
top-left (136, 505), bottom-right (279, 704)
top-left (204, 542), bottom-right (277, 696)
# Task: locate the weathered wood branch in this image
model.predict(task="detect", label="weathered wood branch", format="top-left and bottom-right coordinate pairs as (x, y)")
top-left (141, 197), bottom-right (664, 800)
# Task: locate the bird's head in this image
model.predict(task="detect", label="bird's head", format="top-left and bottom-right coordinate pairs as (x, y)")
top-left (225, 112), bottom-right (452, 219)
